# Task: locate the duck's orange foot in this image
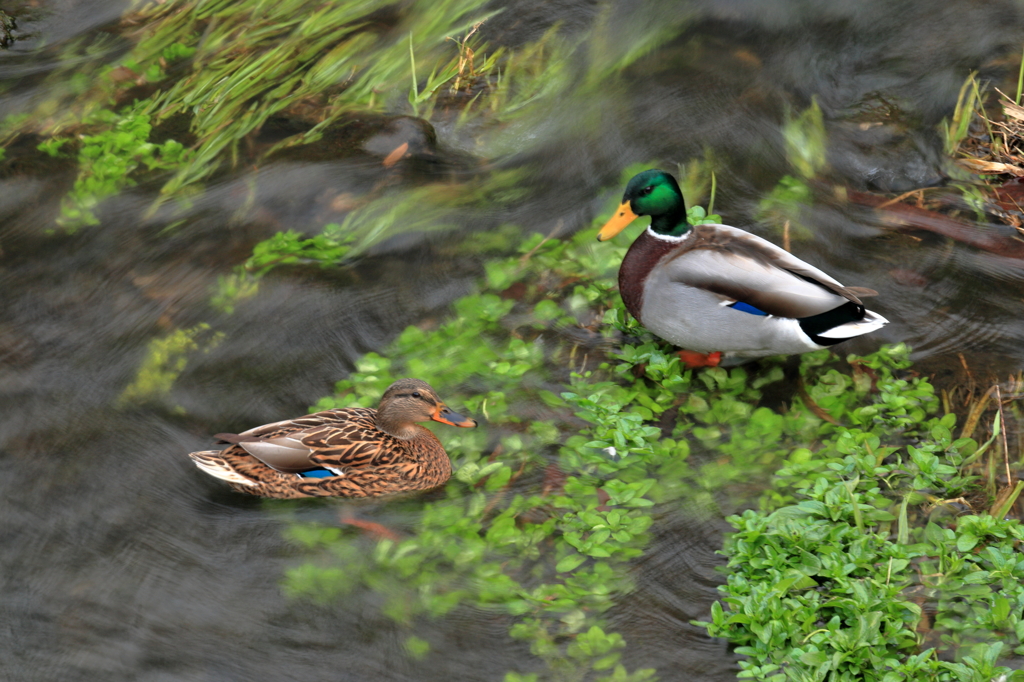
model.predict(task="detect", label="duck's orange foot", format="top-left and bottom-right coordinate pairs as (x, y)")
top-left (677, 350), bottom-right (722, 368)
top-left (339, 511), bottom-right (401, 542)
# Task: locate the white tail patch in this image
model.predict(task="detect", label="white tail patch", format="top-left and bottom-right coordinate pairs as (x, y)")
top-left (817, 310), bottom-right (889, 339)
top-left (189, 452), bottom-right (258, 486)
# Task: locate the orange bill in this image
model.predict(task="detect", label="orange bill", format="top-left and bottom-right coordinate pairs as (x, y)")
top-left (382, 142), bottom-right (409, 168)
top-left (432, 405), bottom-right (477, 428)
top-left (597, 201), bottom-right (639, 241)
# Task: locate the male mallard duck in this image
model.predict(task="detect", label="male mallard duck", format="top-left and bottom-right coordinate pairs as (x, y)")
top-left (598, 170), bottom-right (888, 366)
top-left (188, 378), bottom-right (476, 499)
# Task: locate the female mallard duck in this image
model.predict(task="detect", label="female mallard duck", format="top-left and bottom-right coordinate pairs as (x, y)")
top-left (598, 170), bottom-right (888, 367)
top-left (188, 378), bottom-right (476, 499)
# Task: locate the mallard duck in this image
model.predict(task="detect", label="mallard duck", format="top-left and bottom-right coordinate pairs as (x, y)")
top-left (598, 170), bottom-right (888, 367)
top-left (188, 378), bottom-right (476, 499)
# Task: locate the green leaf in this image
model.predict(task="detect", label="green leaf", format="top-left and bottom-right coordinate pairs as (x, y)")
top-left (556, 554), bottom-right (586, 573)
top-left (957, 532), bottom-right (979, 553)
top-left (405, 636), bottom-right (430, 659)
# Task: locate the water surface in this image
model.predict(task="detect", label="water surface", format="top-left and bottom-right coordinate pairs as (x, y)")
top-left (3, 1), bottom-right (1024, 680)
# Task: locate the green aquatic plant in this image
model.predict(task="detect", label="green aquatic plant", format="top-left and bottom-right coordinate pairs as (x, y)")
top-left (210, 273), bottom-right (260, 316)
top-left (263, 192), bottom-right (1014, 681)
top-left (1016, 44), bottom-right (1024, 106)
top-left (783, 98), bottom-right (827, 181)
top-left (943, 72), bottom-right (985, 158)
top-left (118, 323), bottom-right (223, 409)
top-left (701, 365), bottom-right (1024, 680)
top-left (452, 26), bottom-right (575, 129)
top-left (38, 99), bottom-right (191, 230)
top-left (210, 225), bottom-right (356, 312)
top-left (677, 151), bottom-right (719, 217)
top-left (756, 100), bottom-right (828, 240)
top-left (585, 2), bottom-right (697, 86)
top-left (209, 167), bottom-right (531, 313)
top-left (407, 24), bottom-right (504, 119)
top-left (244, 226), bottom-right (355, 277)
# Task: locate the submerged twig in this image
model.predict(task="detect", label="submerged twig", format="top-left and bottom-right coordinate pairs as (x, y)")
top-left (876, 188), bottom-right (930, 210)
top-left (990, 480), bottom-right (1024, 519)
top-left (959, 385), bottom-right (994, 440)
top-left (958, 353), bottom-right (976, 399)
top-left (519, 220), bottom-right (563, 264)
top-left (448, 21), bottom-right (484, 93)
top-left (796, 376), bottom-right (839, 425)
top-left (996, 384), bottom-right (1011, 486)
top-left (848, 189), bottom-right (1024, 260)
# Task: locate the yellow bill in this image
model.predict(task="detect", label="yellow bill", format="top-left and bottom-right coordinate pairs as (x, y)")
top-left (597, 202), bottom-right (639, 241)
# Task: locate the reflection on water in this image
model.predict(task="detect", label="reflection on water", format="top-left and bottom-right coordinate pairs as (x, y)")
top-left (3, 0), bottom-right (1024, 680)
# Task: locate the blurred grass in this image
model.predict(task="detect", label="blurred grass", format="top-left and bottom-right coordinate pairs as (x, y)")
top-left (128, 0), bottom-right (498, 194)
top-left (0, 0), bottom-right (700, 232)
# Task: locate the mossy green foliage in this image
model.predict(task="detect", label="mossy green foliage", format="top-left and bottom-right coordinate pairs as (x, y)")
top-left (38, 100), bottom-right (191, 230)
top-left (701, 355), bottom-right (1024, 680)
top-left (118, 323), bottom-right (223, 408)
top-left (244, 226), bottom-right (355, 277)
top-left (210, 168), bottom-right (532, 312)
top-left (209, 225), bottom-right (356, 312)
top-left (267, 195), bottom-right (1015, 680)
top-left (757, 101), bottom-right (826, 238)
top-left (782, 98), bottom-right (827, 181)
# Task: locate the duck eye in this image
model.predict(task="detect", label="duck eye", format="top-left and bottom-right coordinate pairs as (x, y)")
top-left (640, 186), bottom-right (654, 196)
top-left (412, 391), bottom-right (422, 398)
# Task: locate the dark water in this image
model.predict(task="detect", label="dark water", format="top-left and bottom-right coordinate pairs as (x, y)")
top-left (3, 1), bottom-right (1024, 680)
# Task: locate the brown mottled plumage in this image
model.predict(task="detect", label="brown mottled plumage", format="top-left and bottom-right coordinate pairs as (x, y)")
top-left (188, 379), bottom-right (476, 499)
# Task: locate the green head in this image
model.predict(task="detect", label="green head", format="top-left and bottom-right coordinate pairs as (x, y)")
top-left (623, 170), bottom-right (684, 218)
top-left (597, 169), bottom-right (689, 241)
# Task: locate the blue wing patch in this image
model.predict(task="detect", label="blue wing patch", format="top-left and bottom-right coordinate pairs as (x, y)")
top-left (729, 301), bottom-right (769, 316)
top-left (298, 468), bottom-right (335, 478)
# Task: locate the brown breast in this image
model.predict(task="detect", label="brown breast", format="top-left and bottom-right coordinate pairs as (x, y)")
top-left (410, 429), bottom-right (453, 487)
top-left (618, 229), bottom-right (683, 323)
